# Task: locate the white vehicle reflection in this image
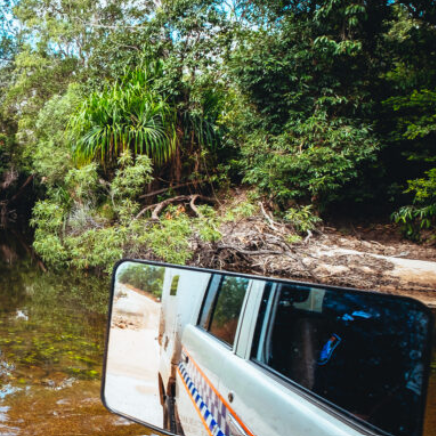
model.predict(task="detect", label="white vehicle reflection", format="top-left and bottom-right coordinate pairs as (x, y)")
top-left (102, 261), bottom-right (434, 436)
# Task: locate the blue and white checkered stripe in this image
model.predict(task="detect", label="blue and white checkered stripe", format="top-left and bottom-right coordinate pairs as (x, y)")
top-left (179, 361), bottom-right (227, 436)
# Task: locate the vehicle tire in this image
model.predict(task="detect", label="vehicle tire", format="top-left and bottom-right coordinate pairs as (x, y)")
top-left (163, 396), bottom-right (177, 433)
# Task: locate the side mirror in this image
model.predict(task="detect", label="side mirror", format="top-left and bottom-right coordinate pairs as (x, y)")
top-left (102, 260), bottom-right (434, 436)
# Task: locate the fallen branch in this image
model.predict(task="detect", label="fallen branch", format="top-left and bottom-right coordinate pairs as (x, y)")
top-left (258, 202), bottom-right (281, 232)
top-left (135, 195), bottom-right (215, 220)
top-left (139, 179), bottom-right (209, 199)
top-left (9, 175), bottom-right (34, 204)
top-left (190, 194), bottom-right (202, 218)
top-left (216, 244), bottom-right (283, 256)
top-left (304, 229), bottom-right (313, 244)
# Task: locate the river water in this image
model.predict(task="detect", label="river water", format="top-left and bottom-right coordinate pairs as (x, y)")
top-left (0, 228), bottom-right (434, 436)
top-left (0, 228), bottom-right (150, 436)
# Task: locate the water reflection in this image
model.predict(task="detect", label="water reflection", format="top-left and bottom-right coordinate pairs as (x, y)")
top-left (0, 228), bottom-right (149, 435)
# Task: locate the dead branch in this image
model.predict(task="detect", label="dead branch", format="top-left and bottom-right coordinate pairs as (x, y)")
top-left (139, 179), bottom-right (209, 199)
top-left (190, 194), bottom-right (202, 218)
top-left (304, 229), bottom-right (313, 244)
top-left (258, 202), bottom-right (281, 232)
top-left (216, 244), bottom-right (283, 256)
top-left (9, 175), bottom-right (34, 203)
top-left (135, 195), bottom-right (215, 220)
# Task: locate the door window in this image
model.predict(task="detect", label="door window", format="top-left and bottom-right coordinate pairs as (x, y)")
top-left (251, 283), bottom-right (431, 436)
top-left (198, 275), bottom-right (249, 346)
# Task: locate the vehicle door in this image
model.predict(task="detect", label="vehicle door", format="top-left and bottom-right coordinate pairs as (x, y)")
top-left (176, 274), bottom-right (253, 436)
top-left (218, 280), bottom-right (431, 436)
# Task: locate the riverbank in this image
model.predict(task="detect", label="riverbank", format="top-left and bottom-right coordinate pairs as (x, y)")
top-left (181, 202), bottom-right (436, 308)
top-left (28, 190), bottom-right (436, 308)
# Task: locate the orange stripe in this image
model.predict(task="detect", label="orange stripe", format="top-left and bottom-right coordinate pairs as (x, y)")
top-left (183, 347), bottom-right (255, 436)
top-left (177, 366), bottom-right (214, 436)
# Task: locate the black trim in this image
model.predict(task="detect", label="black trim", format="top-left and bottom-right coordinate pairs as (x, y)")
top-left (205, 275), bottom-right (223, 332)
top-left (101, 258), bottom-right (434, 436)
top-left (196, 274), bottom-right (215, 326)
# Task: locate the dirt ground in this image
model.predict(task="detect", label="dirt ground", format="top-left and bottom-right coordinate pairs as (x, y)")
top-left (187, 209), bottom-right (436, 308)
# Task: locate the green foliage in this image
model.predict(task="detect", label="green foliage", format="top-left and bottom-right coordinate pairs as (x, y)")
top-left (224, 201), bottom-right (257, 221)
top-left (32, 230), bottom-right (69, 268)
top-left (31, 86), bottom-right (81, 186)
top-left (386, 89), bottom-right (436, 141)
top-left (31, 200), bottom-right (67, 236)
top-left (228, 0), bottom-right (383, 207)
top-left (284, 205), bottom-right (322, 235)
top-left (141, 215), bottom-right (194, 265)
top-left (286, 234), bottom-right (303, 244)
top-left (211, 276), bottom-right (248, 329)
top-left (111, 151), bottom-right (154, 222)
top-left (64, 227), bottom-right (127, 272)
top-left (32, 201), bottom-right (225, 272)
top-left (3, 0), bottom-right (436, 265)
top-left (170, 275), bottom-right (180, 296)
top-left (242, 114), bottom-right (378, 206)
top-left (69, 69), bottom-right (174, 165)
top-left (393, 169), bottom-right (436, 240)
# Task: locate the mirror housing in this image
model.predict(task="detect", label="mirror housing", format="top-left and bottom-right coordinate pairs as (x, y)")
top-left (102, 260), bottom-right (434, 436)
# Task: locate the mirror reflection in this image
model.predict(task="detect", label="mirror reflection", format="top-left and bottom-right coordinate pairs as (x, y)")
top-left (103, 261), bottom-right (433, 436)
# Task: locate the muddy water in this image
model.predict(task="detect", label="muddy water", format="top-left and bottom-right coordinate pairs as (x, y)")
top-left (0, 228), bottom-right (435, 436)
top-left (0, 229), bottom-right (149, 436)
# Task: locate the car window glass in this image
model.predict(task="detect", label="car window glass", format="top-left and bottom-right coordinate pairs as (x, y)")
top-left (198, 274), bottom-right (221, 329)
top-left (251, 283), bottom-right (431, 436)
top-left (170, 275), bottom-right (180, 296)
top-left (199, 275), bottom-right (249, 345)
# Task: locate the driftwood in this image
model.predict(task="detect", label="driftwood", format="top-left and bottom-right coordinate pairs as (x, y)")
top-left (135, 194), bottom-right (216, 220)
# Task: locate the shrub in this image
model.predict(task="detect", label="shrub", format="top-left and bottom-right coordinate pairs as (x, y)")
top-left (392, 168), bottom-right (436, 241)
top-left (284, 205), bottom-right (322, 235)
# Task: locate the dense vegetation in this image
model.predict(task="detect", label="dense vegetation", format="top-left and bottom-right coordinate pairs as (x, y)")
top-left (0, 0), bottom-right (435, 272)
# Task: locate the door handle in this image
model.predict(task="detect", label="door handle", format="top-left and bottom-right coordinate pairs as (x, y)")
top-left (227, 414), bottom-right (248, 436)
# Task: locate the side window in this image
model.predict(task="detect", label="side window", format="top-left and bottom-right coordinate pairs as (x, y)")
top-left (170, 275), bottom-right (180, 296)
top-left (199, 275), bottom-right (249, 346)
top-left (251, 283), bottom-right (430, 436)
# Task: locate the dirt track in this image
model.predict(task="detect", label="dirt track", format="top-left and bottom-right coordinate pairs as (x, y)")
top-left (104, 284), bottom-right (163, 428)
top-left (316, 248), bottom-right (436, 308)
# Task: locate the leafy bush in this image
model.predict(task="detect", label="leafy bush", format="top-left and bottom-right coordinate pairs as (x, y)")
top-left (284, 205), bottom-right (322, 235)
top-left (392, 169), bottom-right (436, 241)
top-left (31, 85), bottom-right (80, 187)
top-left (111, 151), bottom-right (154, 223)
top-left (242, 114), bottom-right (378, 207)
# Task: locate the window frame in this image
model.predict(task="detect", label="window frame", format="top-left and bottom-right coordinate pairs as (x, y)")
top-left (197, 274), bottom-right (251, 348)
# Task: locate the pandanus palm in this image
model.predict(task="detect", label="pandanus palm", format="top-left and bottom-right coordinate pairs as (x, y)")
top-left (69, 70), bottom-right (175, 166)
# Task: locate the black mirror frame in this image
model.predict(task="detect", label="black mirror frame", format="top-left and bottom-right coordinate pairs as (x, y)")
top-left (101, 259), bottom-right (435, 436)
